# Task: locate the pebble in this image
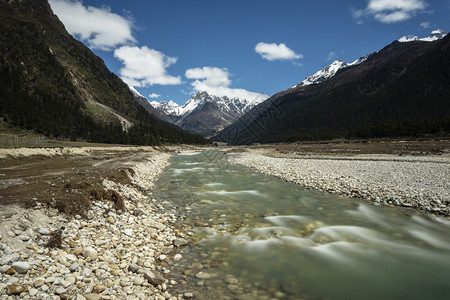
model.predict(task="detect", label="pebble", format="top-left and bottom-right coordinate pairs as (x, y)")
top-left (81, 247), bottom-right (98, 260)
top-left (0, 253), bottom-right (20, 265)
top-left (38, 228), bottom-right (51, 235)
top-left (173, 254), bottom-right (182, 261)
top-left (34, 277), bottom-right (45, 288)
top-left (7, 284), bottom-right (27, 295)
top-left (29, 288), bottom-right (39, 296)
top-left (0, 152), bottom-right (190, 300)
top-left (11, 261), bottom-right (30, 274)
top-left (195, 272), bottom-right (211, 280)
top-left (128, 263), bottom-right (139, 273)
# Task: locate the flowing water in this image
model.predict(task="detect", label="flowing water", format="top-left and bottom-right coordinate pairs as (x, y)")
top-left (153, 151), bottom-right (450, 300)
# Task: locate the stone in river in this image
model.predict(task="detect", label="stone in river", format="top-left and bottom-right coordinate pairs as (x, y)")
top-left (144, 270), bottom-right (166, 286)
top-left (174, 238), bottom-right (188, 247)
top-left (195, 272), bottom-right (211, 280)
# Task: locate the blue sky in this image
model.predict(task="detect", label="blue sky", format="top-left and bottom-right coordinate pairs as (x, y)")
top-left (49, 0), bottom-right (450, 105)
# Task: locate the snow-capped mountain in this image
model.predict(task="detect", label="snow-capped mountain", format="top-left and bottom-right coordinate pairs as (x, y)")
top-left (398, 29), bottom-right (447, 43)
top-left (150, 91), bottom-right (266, 136)
top-left (293, 29), bottom-right (446, 89)
top-left (294, 56), bottom-right (368, 88)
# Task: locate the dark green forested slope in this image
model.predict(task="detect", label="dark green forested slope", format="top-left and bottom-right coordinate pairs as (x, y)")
top-left (215, 35), bottom-right (450, 144)
top-left (0, 0), bottom-right (209, 145)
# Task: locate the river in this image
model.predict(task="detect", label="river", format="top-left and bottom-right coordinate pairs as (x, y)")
top-left (153, 151), bottom-right (450, 300)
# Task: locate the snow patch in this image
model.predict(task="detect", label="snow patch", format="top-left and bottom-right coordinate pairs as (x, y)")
top-left (398, 29), bottom-right (447, 43)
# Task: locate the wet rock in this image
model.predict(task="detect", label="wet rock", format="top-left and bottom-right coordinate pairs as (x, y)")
top-left (144, 270), bottom-right (166, 286)
top-left (195, 272), bottom-right (211, 280)
top-left (173, 254), bottom-right (182, 261)
top-left (173, 238), bottom-right (188, 247)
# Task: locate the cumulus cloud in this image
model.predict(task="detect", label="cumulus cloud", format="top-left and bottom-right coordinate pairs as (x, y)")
top-left (420, 21), bottom-right (431, 28)
top-left (255, 42), bottom-right (303, 61)
top-left (148, 93), bottom-right (161, 98)
top-left (114, 46), bottom-right (181, 87)
top-left (185, 66), bottom-right (268, 101)
top-left (327, 51), bottom-right (338, 61)
top-left (353, 0), bottom-right (428, 23)
top-left (49, 0), bottom-right (135, 50)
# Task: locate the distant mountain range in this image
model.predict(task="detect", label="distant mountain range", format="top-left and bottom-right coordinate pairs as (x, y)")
top-left (215, 30), bottom-right (450, 144)
top-left (150, 91), bottom-right (266, 136)
top-left (0, 0), bottom-right (208, 145)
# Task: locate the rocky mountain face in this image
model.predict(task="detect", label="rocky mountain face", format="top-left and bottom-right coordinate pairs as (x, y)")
top-left (151, 92), bottom-right (265, 136)
top-left (215, 30), bottom-right (450, 144)
top-left (0, 0), bottom-right (208, 145)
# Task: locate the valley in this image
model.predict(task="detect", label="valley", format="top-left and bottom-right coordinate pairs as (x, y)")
top-left (0, 142), bottom-right (448, 299)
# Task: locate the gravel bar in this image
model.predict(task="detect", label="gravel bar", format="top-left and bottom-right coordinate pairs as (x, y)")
top-left (0, 150), bottom-right (198, 299)
top-left (228, 150), bottom-right (450, 216)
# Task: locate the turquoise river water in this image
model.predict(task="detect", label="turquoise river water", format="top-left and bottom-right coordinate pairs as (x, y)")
top-left (152, 151), bottom-right (450, 300)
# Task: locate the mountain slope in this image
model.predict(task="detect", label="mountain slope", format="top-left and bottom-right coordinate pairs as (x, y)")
top-left (0, 0), bottom-right (208, 145)
top-left (151, 91), bottom-right (266, 136)
top-left (215, 32), bottom-right (450, 144)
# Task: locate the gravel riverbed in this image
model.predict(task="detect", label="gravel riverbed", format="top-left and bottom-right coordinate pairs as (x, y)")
top-left (0, 150), bottom-right (198, 300)
top-left (228, 149), bottom-right (450, 216)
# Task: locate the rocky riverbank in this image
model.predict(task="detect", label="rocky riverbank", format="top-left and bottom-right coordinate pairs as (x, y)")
top-left (227, 149), bottom-right (450, 216)
top-left (0, 148), bottom-right (198, 299)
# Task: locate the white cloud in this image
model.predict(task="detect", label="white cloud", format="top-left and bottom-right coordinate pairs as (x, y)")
top-left (185, 66), bottom-right (268, 102)
top-left (114, 46), bottom-right (181, 87)
top-left (49, 0), bottom-right (135, 50)
top-left (255, 42), bottom-right (303, 61)
top-left (148, 93), bottom-right (161, 98)
top-left (327, 51), bottom-right (338, 61)
top-left (420, 21), bottom-right (430, 28)
top-left (353, 0), bottom-right (428, 23)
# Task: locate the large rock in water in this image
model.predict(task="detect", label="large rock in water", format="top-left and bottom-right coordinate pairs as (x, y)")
top-left (143, 270), bottom-right (166, 286)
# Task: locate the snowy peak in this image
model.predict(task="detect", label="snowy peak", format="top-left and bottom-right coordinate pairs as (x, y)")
top-left (151, 91), bottom-right (263, 118)
top-left (294, 59), bottom-right (347, 88)
top-left (294, 56), bottom-right (370, 89)
top-left (150, 91), bottom-right (266, 136)
top-left (398, 29), bottom-right (447, 43)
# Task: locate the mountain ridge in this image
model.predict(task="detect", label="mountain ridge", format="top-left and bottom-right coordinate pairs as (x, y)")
top-left (215, 31), bottom-right (450, 144)
top-left (0, 0), bottom-right (208, 145)
top-left (150, 91), bottom-right (265, 136)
